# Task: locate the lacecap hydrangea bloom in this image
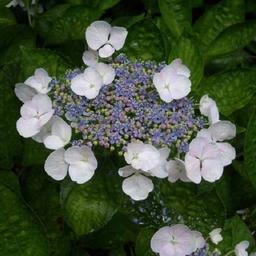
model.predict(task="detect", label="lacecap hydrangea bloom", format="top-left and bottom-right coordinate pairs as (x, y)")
top-left (14, 20), bottom-right (238, 256)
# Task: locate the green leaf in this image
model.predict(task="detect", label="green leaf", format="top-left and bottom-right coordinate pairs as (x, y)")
top-left (19, 46), bottom-right (71, 80)
top-left (0, 8), bottom-right (16, 26)
top-left (112, 13), bottom-right (145, 28)
top-left (21, 140), bottom-right (51, 167)
top-left (63, 174), bottom-right (118, 236)
top-left (82, 212), bottom-right (138, 249)
top-left (197, 69), bottom-right (256, 116)
top-left (135, 228), bottom-right (155, 256)
top-left (158, 0), bottom-right (192, 38)
top-left (64, 0), bottom-right (120, 10)
top-left (0, 172), bottom-right (49, 256)
top-left (36, 4), bottom-right (102, 44)
top-left (22, 169), bottom-right (71, 256)
top-left (218, 216), bottom-right (255, 253)
top-left (0, 68), bottom-right (23, 169)
top-left (0, 0), bottom-right (10, 6)
top-left (193, 0), bottom-right (245, 52)
top-left (245, 109), bottom-right (256, 191)
top-left (207, 21), bottom-right (256, 59)
top-left (169, 36), bottom-right (204, 88)
top-left (122, 20), bottom-right (165, 61)
top-left (161, 182), bottom-right (225, 235)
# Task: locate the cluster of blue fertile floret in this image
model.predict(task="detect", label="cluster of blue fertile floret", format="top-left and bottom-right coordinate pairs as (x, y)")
top-left (50, 54), bottom-right (204, 155)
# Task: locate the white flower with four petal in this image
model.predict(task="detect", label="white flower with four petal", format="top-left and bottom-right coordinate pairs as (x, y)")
top-left (185, 137), bottom-right (224, 183)
top-left (16, 94), bottom-right (54, 138)
top-left (86, 20), bottom-right (128, 58)
top-left (153, 59), bottom-right (191, 103)
top-left (44, 146), bottom-right (97, 184)
top-left (124, 141), bottom-right (161, 172)
top-left (150, 224), bottom-right (205, 256)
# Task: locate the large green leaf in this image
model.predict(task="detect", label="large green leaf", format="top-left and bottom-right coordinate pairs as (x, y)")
top-left (64, 0), bottom-right (120, 10)
top-left (193, 0), bottom-right (244, 52)
top-left (218, 216), bottom-right (255, 253)
top-left (63, 173), bottom-right (119, 236)
top-left (19, 46), bottom-right (71, 80)
top-left (161, 182), bottom-right (225, 235)
top-left (245, 109), bottom-right (256, 191)
top-left (197, 69), bottom-right (256, 116)
top-left (0, 8), bottom-right (16, 26)
top-left (158, 0), bottom-right (191, 38)
top-left (22, 169), bottom-right (71, 256)
top-left (0, 171), bottom-right (49, 256)
top-left (135, 228), bottom-right (155, 256)
top-left (36, 4), bottom-right (102, 44)
top-left (122, 20), bottom-right (165, 61)
top-left (169, 36), bottom-right (204, 88)
top-left (0, 68), bottom-right (23, 169)
top-left (207, 21), bottom-right (256, 59)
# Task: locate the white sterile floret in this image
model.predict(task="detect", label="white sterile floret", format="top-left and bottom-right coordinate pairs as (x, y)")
top-left (43, 116), bottom-right (72, 150)
top-left (209, 228), bottom-right (223, 245)
top-left (197, 121), bottom-right (236, 166)
top-left (44, 146), bottom-right (97, 184)
top-left (118, 165), bottom-right (154, 201)
top-left (167, 158), bottom-right (190, 183)
top-left (70, 67), bottom-right (103, 99)
top-left (185, 137), bottom-right (224, 184)
top-left (24, 68), bottom-right (52, 94)
top-left (153, 59), bottom-right (191, 103)
top-left (124, 141), bottom-right (160, 172)
top-left (82, 49), bottom-right (98, 67)
top-left (235, 241), bottom-right (250, 256)
top-left (150, 224), bottom-right (203, 256)
top-left (14, 83), bottom-right (37, 103)
top-left (95, 63), bottom-right (115, 85)
top-left (149, 147), bottom-right (170, 178)
top-left (199, 95), bottom-right (219, 124)
top-left (16, 94), bottom-right (54, 138)
top-left (85, 20), bottom-right (128, 58)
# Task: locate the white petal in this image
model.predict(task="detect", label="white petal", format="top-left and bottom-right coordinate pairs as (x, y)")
top-left (170, 58), bottom-right (191, 78)
top-left (150, 227), bottom-right (172, 253)
top-left (169, 75), bottom-right (191, 100)
top-left (98, 44), bottom-right (115, 58)
top-left (188, 137), bottom-right (208, 158)
top-left (208, 104), bottom-right (220, 124)
top-left (118, 165), bottom-right (136, 177)
top-left (216, 142), bottom-right (236, 166)
top-left (235, 241), bottom-right (249, 256)
top-left (85, 20), bottom-right (111, 50)
top-left (201, 158), bottom-right (224, 182)
top-left (71, 67), bottom-right (103, 99)
top-left (209, 228), bottom-right (223, 245)
top-left (196, 129), bottom-right (212, 142)
top-left (199, 95), bottom-right (217, 116)
top-left (185, 154), bottom-right (202, 184)
top-left (210, 121), bottom-right (236, 141)
top-left (64, 146), bottom-right (98, 171)
top-left (31, 94), bottom-right (53, 115)
top-left (166, 160), bottom-right (180, 183)
top-left (191, 230), bottom-right (205, 250)
top-left (95, 63), bottom-right (115, 85)
top-left (51, 116), bottom-right (72, 145)
top-left (16, 117), bottom-right (40, 138)
top-left (44, 149), bottom-right (68, 181)
top-left (108, 26), bottom-right (128, 50)
top-left (20, 101), bottom-right (37, 119)
top-left (44, 135), bottom-right (65, 150)
top-left (14, 83), bottom-right (37, 103)
top-left (68, 161), bottom-right (95, 184)
top-left (32, 120), bottom-right (52, 143)
top-left (82, 49), bottom-right (98, 67)
top-left (25, 68), bottom-right (51, 94)
top-left (122, 173), bottom-right (154, 201)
